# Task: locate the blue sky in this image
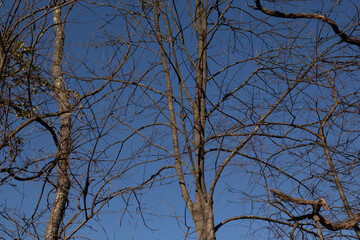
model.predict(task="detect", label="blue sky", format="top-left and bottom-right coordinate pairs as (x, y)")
top-left (1, 0), bottom-right (360, 239)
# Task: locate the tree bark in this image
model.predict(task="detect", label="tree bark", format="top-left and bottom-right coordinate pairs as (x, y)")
top-left (44, 1), bottom-right (72, 239)
top-left (193, 199), bottom-right (216, 240)
top-left (192, 1), bottom-right (216, 239)
top-left (154, 0), bottom-right (215, 238)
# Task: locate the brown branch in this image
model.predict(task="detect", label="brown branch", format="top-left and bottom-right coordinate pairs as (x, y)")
top-left (0, 160), bottom-right (56, 182)
top-left (270, 189), bottom-right (360, 232)
top-left (215, 215), bottom-right (297, 232)
top-left (270, 188), bottom-right (328, 210)
top-left (252, 0), bottom-right (360, 47)
top-left (318, 212), bottom-right (360, 231)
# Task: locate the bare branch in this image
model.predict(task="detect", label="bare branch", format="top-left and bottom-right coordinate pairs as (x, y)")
top-left (252, 0), bottom-right (360, 47)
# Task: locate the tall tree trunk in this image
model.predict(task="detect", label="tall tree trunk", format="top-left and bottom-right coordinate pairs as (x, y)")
top-left (192, 1), bottom-right (215, 239)
top-left (193, 200), bottom-right (215, 240)
top-left (44, 1), bottom-right (71, 239)
top-left (154, 0), bottom-right (215, 238)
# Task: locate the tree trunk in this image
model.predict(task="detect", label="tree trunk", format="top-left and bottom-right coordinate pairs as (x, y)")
top-left (192, 1), bottom-right (215, 239)
top-left (193, 199), bottom-right (216, 240)
top-left (44, 1), bottom-right (71, 239)
top-left (154, 0), bottom-right (215, 238)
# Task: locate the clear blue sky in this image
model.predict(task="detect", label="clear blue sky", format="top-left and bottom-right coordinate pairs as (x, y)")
top-left (1, 1), bottom-right (359, 239)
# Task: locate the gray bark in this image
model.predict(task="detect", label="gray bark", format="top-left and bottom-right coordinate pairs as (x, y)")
top-left (44, 1), bottom-right (72, 239)
top-left (154, 0), bottom-right (216, 239)
top-left (192, 1), bottom-right (216, 239)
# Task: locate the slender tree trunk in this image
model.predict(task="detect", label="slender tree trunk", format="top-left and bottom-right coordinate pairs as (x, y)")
top-left (192, 1), bottom-right (216, 239)
top-left (44, 1), bottom-right (71, 239)
top-left (154, 0), bottom-right (215, 238)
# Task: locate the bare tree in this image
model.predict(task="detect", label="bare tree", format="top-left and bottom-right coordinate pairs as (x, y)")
top-left (103, 0), bottom-right (360, 239)
top-left (0, 1), bottom-right (73, 238)
top-left (0, 1), bottom-right (160, 239)
top-left (248, 0), bottom-right (360, 239)
top-left (2, 0), bottom-right (360, 239)
top-left (44, 0), bottom-right (72, 238)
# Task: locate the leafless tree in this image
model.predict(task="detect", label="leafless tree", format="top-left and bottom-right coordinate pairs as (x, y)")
top-left (44, 0), bottom-right (72, 238)
top-left (0, 1), bottom-right (163, 239)
top-left (2, 0), bottom-right (360, 239)
top-left (102, 0), bottom-right (360, 239)
top-left (247, 0), bottom-right (360, 239)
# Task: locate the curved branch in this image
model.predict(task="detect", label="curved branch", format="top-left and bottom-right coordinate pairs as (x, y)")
top-left (270, 188), bottom-right (360, 232)
top-left (252, 0), bottom-right (360, 47)
top-left (214, 215), bottom-right (312, 233)
top-left (1, 160), bottom-right (56, 182)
